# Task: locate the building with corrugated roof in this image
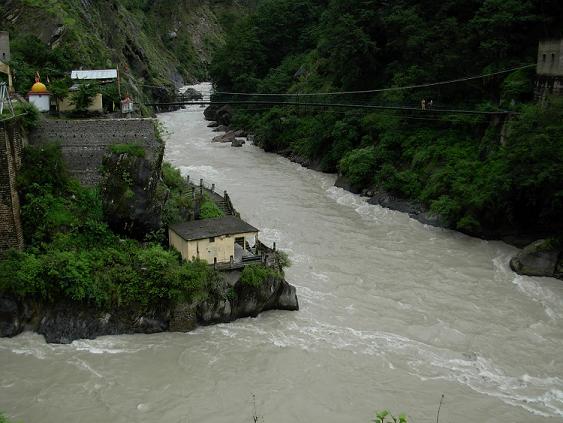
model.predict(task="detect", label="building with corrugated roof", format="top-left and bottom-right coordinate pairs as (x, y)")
top-left (58, 69), bottom-right (119, 113)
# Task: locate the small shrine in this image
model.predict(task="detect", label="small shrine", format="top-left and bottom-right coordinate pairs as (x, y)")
top-left (27, 73), bottom-right (50, 112)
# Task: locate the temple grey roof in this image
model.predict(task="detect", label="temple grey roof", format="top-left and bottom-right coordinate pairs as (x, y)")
top-left (71, 69), bottom-right (118, 80)
top-left (170, 216), bottom-right (259, 241)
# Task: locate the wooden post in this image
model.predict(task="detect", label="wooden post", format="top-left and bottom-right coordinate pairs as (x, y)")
top-left (200, 178), bottom-right (203, 187)
top-left (230, 256), bottom-right (234, 268)
top-left (214, 257), bottom-right (217, 269)
top-left (116, 65), bottom-right (122, 100)
top-left (186, 175), bottom-right (190, 185)
top-left (273, 242), bottom-right (276, 252)
top-left (211, 183), bottom-right (215, 192)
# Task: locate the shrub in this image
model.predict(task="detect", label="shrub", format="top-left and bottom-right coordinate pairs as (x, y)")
top-left (70, 83), bottom-right (100, 111)
top-left (374, 410), bottom-right (407, 423)
top-left (240, 264), bottom-right (280, 287)
top-left (161, 162), bottom-right (185, 190)
top-left (199, 199), bottom-right (224, 219)
top-left (14, 101), bottom-right (40, 130)
top-left (338, 147), bottom-right (377, 188)
top-left (17, 143), bottom-right (70, 196)
top-left (159, 162), bottom-right (194, 228)
top-left (275, 250), bottom-right (292, 269)
top-left (110, 144), bottom-right (146, 158)
top-left (0, 412), bottom-right (13, 423)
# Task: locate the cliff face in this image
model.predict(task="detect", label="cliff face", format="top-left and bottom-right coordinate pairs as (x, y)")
top-left (0, 272), bottom-right (298, 344)
top-left (0, 0), bottom-right (247, 100)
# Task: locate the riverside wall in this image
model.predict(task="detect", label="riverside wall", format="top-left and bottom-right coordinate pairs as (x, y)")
top-left (29, 118), bottom-right (162, 186)
top-left (0, 119), bottom-right (25, 253)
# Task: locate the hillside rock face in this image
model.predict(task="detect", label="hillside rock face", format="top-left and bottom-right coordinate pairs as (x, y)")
top-left (100, 148), bottom-right (164, 239)
top-left (510, 240), bottom-right (562, 279)
top-left (1, 0), bottom-right (245, 97)
top-left (0, 274), bottom-right (299, 344)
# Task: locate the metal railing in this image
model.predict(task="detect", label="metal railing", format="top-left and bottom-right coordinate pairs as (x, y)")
top-left (211, 240), bottom-right (279, 271)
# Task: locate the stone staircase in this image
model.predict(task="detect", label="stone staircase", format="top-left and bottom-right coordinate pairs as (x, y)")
top-left (186, 182), bottom-right (236, 216)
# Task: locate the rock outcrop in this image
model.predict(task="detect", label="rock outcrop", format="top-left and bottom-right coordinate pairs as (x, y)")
top-left (196, 274), bottom-right (298, 326)
top-left (212, 132), bottom-right (237, 143)
top-left (510, 240), bottom-right (562, 279)
top-left (204, 104), bottom-right (233, 126)
top-left (335, 175), bottom-right (447, 229)
top-left (100, 147), bottom-right (164, 239)
top-left (182, 88), bottom-right (203, 101)
top-left (0, 273), bottom-right (299, 343)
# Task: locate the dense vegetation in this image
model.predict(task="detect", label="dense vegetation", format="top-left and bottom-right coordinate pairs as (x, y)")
top-left (240, 264), bottom-right (281, 287)
top-left (210, 0), bottom-right (563, 239)
top-left (0, 144), bottom-right (224, 310)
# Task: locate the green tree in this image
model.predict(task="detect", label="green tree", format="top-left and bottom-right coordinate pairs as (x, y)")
top-left (49, 77), bottom-right (73, 111)
top-left (70, 83), bottom-right (100, 112)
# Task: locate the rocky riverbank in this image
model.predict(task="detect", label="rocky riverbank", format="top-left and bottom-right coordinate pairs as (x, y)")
top-left (204, 105), bottom-right (562, 282)
top-left (0, 272), bottom-right (298, 344)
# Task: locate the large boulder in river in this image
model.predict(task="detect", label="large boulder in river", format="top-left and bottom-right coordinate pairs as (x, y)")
top-left (216, 105), bottom-right (234, 126)
top-left (212, 125), bottom-right (230, 132)
top-left (182, 87), bottom-right (203, 101)
top-left (510, 239), bottom-right (562, 279)
top-left (204, 104), bottom-right (220, 121)
top-left (0, 297), bottom-right (25, 338)
top-left (204, 104), bottom-right (233, 125)
top-left (231, 138), bottom-right (245, 147)
top-left (212, 131), bottom-right (237, 143)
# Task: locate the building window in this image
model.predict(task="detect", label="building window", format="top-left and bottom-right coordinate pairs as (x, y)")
top-left (552, 53), bottom-right (556, 63)
top-left (209, 237), bottom-right (215, 243)
top-left (542, 54), bottom-right (547, 63)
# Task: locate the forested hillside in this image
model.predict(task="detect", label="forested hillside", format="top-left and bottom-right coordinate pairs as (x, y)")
top-left (1, 0), bottom-right (248, 104)
top-left (210, 0), bottom-right (563, 242)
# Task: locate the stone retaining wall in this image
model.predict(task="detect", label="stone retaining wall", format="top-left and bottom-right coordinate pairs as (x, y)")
top-left (0, 119), bottom-right (25, 253)
top-left (29, 118), bottom-right (162, 186)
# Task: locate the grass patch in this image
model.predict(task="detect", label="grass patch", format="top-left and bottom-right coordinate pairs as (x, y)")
top-left (199, 198), bottom-right (224, 219)
top-left (240, 264), bottom-right (280, 288)
top-left (110, 144), bottom-right (146, 158)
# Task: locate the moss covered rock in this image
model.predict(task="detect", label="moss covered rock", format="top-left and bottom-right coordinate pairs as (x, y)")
top-left (100, 146), bottom-right (163, 239)
top-left (510, 239), bottom-right (562, 279)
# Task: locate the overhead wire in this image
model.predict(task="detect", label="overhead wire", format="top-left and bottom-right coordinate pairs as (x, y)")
top-left (211, 64), bottom-right (536, 97)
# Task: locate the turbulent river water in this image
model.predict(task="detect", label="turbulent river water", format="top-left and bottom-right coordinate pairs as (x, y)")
top-left (1, 83), bottom-right (563, 423)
